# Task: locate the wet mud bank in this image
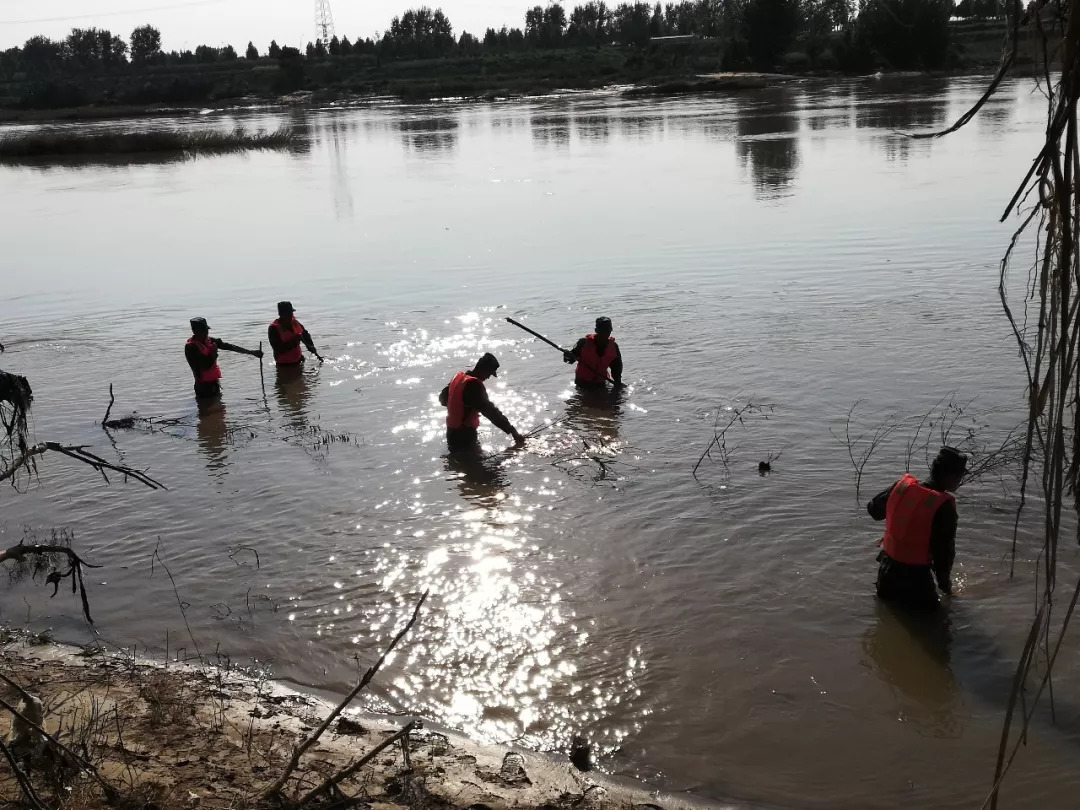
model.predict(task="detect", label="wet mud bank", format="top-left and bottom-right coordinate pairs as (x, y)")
top-left (0, 639), bottom-right (744, 810)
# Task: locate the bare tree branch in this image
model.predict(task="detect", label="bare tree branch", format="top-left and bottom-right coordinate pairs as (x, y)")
top-left (693, 400), bottom-right (774, 479)
top-left (0, 691), bottom-right (119, 802)
top-left (297, 720), bottom-right (422, 807)
top-left (0, 735), bottom-right (48, 810)
top-left (262, 590), bottom-right (429, 801)
top-left (0, 542), bottom-right (101, 624)
top-left (101, 383), bottom-right (115, 428)
top-left (0, 441), bottom-right (166, 490)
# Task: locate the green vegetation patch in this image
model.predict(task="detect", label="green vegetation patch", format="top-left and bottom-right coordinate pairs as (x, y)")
top-left (0, 125), bottom-right (293, 162)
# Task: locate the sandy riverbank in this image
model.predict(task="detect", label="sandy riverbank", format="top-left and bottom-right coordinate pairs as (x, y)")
top-left (0, 638), bottom-right (735, 810)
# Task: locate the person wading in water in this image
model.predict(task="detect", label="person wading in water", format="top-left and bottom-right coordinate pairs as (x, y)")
top-left (867, 446), bottom-right (968, 610)
top-left (563, 316), bottom-right (625, 389)
top-left (439, 352), bottom-right (524, 452)
top-left (184, 317), bottom-right (262, 405)
top-left (268, 301), bottom-right (323, 366)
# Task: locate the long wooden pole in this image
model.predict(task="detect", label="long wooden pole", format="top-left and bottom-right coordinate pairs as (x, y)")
top-left (504, 317), bottom-right (567, 353)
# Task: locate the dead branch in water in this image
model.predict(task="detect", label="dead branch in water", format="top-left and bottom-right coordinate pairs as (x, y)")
top-left (0, 368), bottom-right (33, 474)
top-left (2, 376), bottom-right (165, 490)
top-left (552, 437), bottom-right (641, 486)
top-left (262, 590), bottom-right (429, 802)
top-left (693, 400), bottom-right (775, 479)
top-left (835, 398), bottom-right (1025, 505)
top-left (0, 441), bottom-right (166, 490)
top-left (832, 399), bottom-right (903, 504)
top-left (100, 383), bottom-right (117, 428)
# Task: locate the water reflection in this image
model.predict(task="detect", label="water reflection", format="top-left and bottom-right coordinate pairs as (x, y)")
top-left (862, 601), bottom-right (963, 738)
top-left (325, 117), bottom-right (354, 218)
top-left (734, 91), bottom-right (800, 199)
top-left (562, 387), bottom-right (623, 445)
top-left (398, 115), bottom-right (459, 154)
top-left (357, 519), bottom-right (647, 754)
top-left (275, 363), bottom-right (314, 429)
top-left (445, 451), bottom-right (512, 510)
top-left (574, 113), bottom-right (611, 143)
top-left (803, 88), bottom-right (854, 132)
top-left (1, 152), bottom-right (184, 170)
top-left (975, 96), bottom-right (1015, 138)
top-left (619, 112), bottom-right (665, 141)
top-left (286, 108), bottom-right (314, 157)
top-left (196, 406), bottom-right (230, 475)
top-left (853, 85), bottom-right (950, 133)
top-left (531, 113), bottom-right (571, 149)
top-left (491, 112), bottom-right (529, 133)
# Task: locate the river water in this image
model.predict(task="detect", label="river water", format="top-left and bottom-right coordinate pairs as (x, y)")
top-left (3, 76), bottom-right (1080, 809)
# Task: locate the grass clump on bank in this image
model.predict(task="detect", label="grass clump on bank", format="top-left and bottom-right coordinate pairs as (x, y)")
top-left (0, 125), bottom-right (293, 162)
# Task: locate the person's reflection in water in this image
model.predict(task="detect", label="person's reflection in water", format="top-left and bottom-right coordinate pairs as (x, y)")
top-left (195, 404), bottom-right (230, 475)
top-left (862, 600), bottom-right (963, 738)
top-left (563, 385), bottom-right (624, 446)
top-left (274, 362), bottom-right (313, 430)
top-left (444, 448), bottom-right (511, 511)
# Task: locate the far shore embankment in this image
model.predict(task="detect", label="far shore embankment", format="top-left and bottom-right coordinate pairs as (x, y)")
top-left (0, 66), bottom-right (1025, 127)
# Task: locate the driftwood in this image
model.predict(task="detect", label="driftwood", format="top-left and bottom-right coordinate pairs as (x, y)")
top-left (261, 590), bottom-right (429, 801)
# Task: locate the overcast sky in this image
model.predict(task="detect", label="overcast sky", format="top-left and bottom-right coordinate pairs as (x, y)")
top-left (0, 0), bottom-right (531, 52)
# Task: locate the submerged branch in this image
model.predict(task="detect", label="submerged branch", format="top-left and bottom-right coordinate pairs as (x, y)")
top-left (0, 541), bottom-right (102, 624)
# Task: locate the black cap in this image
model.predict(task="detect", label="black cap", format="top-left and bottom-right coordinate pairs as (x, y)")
top-left (278, 301), bottom-right (295, 316)
top-left (933, 446), bottom-right (969, 476)
top-left (595, 316), bottom-right (613, 333)
top-left (475, 352), bottom-right (500, 377)
top-left (190, 317), bottom-right (209, 331)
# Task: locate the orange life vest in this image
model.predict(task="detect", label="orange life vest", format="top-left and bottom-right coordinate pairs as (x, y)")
top-left (881, 473), bottom-right (954, 566)
top-left (446, 371), bottom-right (481, 430)
top-left (186, 336), bottom-right (221, 383)
top-left (576, 334), bottom-right (617, 384)
top-left (272, 317), bottom-right (306, 365)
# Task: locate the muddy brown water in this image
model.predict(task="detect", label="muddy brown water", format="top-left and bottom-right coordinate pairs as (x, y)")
top-left (3, 76), bottom-right (1080, 809)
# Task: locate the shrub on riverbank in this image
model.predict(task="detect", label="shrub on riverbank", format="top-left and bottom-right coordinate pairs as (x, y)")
top-left (0, 126), bottom-right (293, 161)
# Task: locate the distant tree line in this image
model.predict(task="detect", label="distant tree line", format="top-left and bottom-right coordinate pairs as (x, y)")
top-left (0, 0), bottom-right (1004, 94)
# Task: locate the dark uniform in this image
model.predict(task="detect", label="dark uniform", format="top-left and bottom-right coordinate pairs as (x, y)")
top-left (439, 352), bottom-right (522, 451)
top-left (564, 316), bottom-right (624, 389)
top-left (867, 447), bottom-right (967, 610)
top-left (184, 317), bottom-right (262, 401)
